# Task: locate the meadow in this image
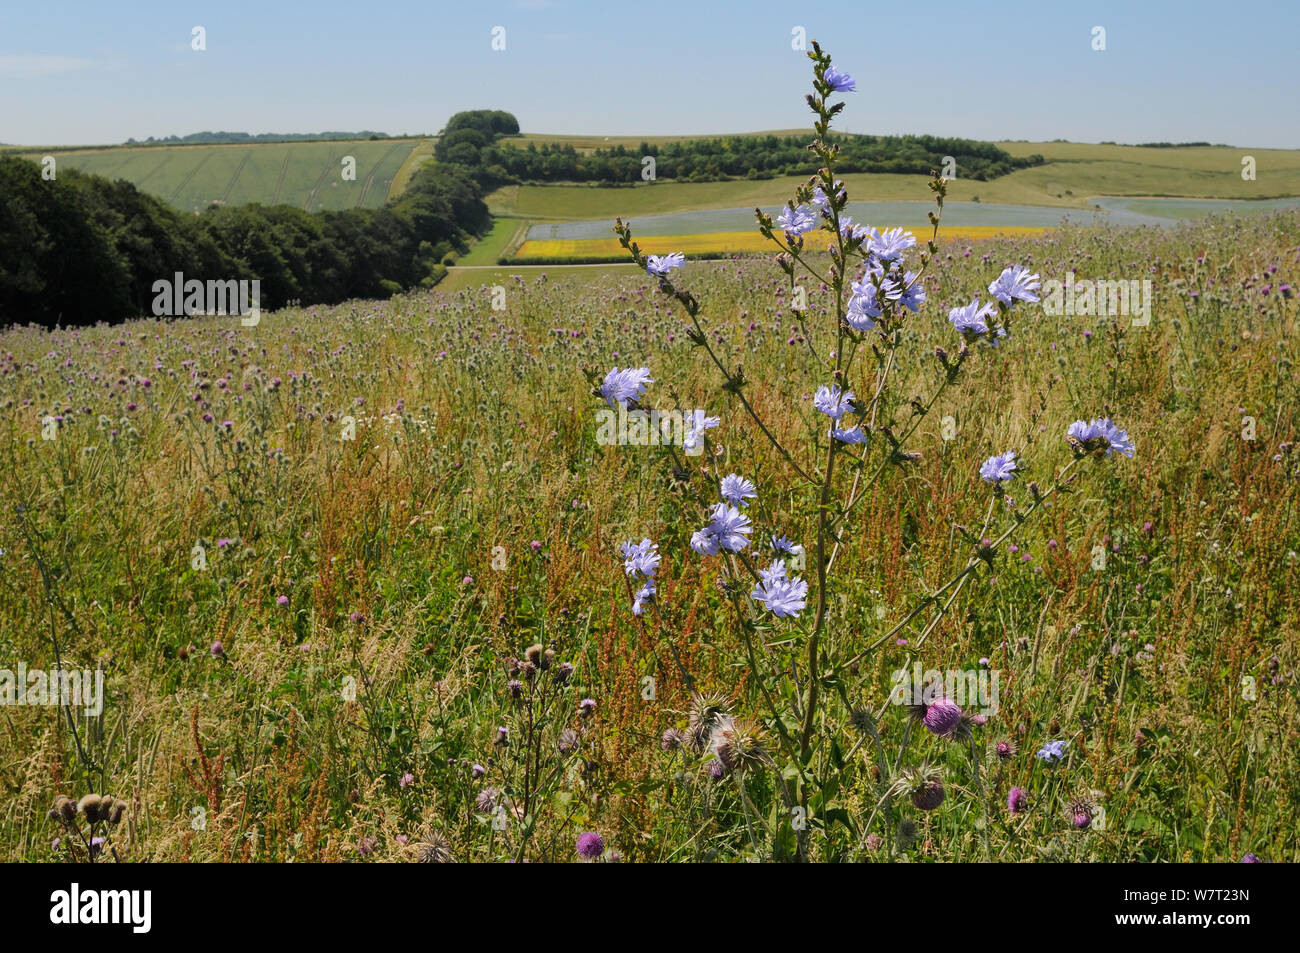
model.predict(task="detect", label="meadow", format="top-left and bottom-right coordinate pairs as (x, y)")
top-left (3, 201), bottom-right (1297, 861)
top-left (11, 138), bottom-right (423, 213)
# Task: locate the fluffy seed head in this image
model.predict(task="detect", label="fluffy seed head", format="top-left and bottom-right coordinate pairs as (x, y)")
top-left (77, 794), bottom-right (103, 822)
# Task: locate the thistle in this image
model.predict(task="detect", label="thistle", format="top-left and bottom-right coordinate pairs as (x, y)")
top-left (708, 715), bottom-right (771, 773)
top-left (891, 763), bottom-right (945, 812)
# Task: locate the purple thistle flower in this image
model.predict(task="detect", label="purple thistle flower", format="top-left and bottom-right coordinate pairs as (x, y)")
top-left (1008, 786), bottom-right (1027, 814)
top-left (576, 831), bottom-right (605, 859)
top-left (923, 698), bottom-right (964, 737)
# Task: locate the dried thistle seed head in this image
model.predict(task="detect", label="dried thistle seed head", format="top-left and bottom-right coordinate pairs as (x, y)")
top-left (417, 833), bottom-right (455, 863)
top-left (53, 796), bottom-right (76, 823)
top-left (541, 648), bottom-right (555, 671)
top-left (709, 716), bottom-right (771, 773)
top-left (688, 691), bottom-right (730, 742)
top-left (109, 802), bottom-right (126, 826)
top-left (557, 729), bottom-right (579, 755)
top-left (77, 794), bottom-right (103, 822)
top-left (524, 644), bottom-right (544, 665)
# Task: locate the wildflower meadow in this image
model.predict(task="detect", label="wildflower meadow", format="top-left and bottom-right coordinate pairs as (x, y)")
top-left (2, 39), bottom-right (1297, 877)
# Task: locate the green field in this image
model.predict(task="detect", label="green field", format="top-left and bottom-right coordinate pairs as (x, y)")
top-left (487, 140), bottom-right (1300, 222)
top-left (454, 217), bottom-right (532, 267)
top-left (13, 138), bottom-right (425, 213)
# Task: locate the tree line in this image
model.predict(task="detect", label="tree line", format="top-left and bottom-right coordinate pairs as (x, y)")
top-left (0, 148), bottom-right (489, 327)
top-left (438, 129), bottom-right (1044, 186)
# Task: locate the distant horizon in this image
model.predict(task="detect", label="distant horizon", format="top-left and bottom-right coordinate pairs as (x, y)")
top-left (1, 129), bottom-right (1280, 152)
top-left (2, 0), bottom-right (1297, 149)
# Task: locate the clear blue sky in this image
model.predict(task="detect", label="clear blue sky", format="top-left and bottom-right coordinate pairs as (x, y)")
top-left (2, 0), bottom-right (1297, 147)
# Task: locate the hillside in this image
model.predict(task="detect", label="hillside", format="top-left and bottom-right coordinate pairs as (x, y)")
top-left (9, 137), bottom-right (427, 213)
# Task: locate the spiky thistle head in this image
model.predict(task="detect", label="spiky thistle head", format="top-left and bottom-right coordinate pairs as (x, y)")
top-left (849, 707), bottom-right (875, 734)
top-left (688, 691), bottom-right (731, 750)
top-left (896, 818), bottom-right (919, 849)
top-left (709, 715), bottom-right (771, 774)
top-left (1067, 798), bottom-right (1095, 829)
top-left (417, 833), bottom-right (455, 863)
top-left (891, 763), bottom-right (945, 811)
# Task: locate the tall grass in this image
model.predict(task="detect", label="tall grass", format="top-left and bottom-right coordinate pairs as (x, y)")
top-left (1, 206), bottom-right (1297, 861)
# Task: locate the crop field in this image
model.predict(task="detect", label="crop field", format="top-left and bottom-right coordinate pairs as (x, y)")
top-left (486, 142), bottom-right (1300, 226)
top-left (4, 205), bottom-right (1298, 863)
top-left (514, 225), bottom-right (1056, 261)
top-left (13, 139), bottom-right (423, 213)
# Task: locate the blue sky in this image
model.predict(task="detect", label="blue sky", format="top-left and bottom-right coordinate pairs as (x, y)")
top-left (2, 0), bottom-right (1297, 147)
